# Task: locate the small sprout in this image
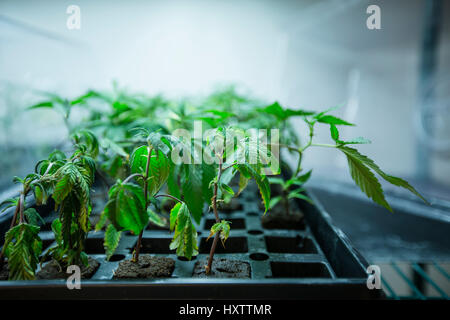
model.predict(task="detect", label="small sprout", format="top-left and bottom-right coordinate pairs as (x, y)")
top-left (207, 220), bottom-right (231, 248)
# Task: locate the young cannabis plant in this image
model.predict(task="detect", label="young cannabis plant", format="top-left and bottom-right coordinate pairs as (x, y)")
top-left (203, 127), bottom-right (276, 275)
top-left (44, 132), bottom-right (98, 267)
top-left (268, 170), bottom-right (313, 215)
top-left (261, 102), bottom-right (427, 211)
top-left (28, 91), bottom-right (100, 134)
top-left (0, 143), bottom-right (94, 280)
top-left (0, 170), bottom-right (54, 280)
top-left (98, 131), bottom-right (199, 261)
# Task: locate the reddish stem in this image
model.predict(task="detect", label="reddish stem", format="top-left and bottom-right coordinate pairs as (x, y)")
top-left (0, 185), bottom-right (28, 268)
top-left (206, 162), bottom-right (223, 275)
top-left (18, 192), bottom-right (25, 224)
top-left (133, 146), bottom-right (152, 262)
top-left (0, 197), bottom-right (21, 268)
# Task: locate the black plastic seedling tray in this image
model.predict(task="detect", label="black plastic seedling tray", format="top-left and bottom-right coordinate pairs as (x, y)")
top-left (0, 184), bottom-right (384, 299)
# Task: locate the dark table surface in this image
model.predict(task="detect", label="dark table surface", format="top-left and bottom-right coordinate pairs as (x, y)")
top-left (308, 178), bottom-right (450, 262)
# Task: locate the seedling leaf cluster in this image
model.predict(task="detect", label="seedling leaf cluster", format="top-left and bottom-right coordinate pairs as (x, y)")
top-left (0, 85), bottom-right (427, 280)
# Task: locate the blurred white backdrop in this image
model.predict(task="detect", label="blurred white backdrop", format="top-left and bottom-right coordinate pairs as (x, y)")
top-left (0, 0), bottom-right (449, 192)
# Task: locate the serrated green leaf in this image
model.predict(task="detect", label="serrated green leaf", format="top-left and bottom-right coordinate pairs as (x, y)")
top-left (169, 203), bottom-right (198, 260)
top-left (182, 165), bottom-right (205, 224)
top-left (260, 102), bottom-right (289, 120)
top-left (4, 223), bottom-right (42, 280)
top-left (60, 194), bottom-right (74, 246)
top-left (338, 147), bottom-right (392, 211)
top-left (130, 146), bottom-right (170, 196)
top-left (261, 102), bottom-right (314, 121)
top-left (237, 172), bottom-right (249, 196)
top-left (147, 132), bottom-right (171, 155)
top-left (104, 182), bottom-right (148, 234)
top-left (207, 220), bottom-right (231, 248)
top-left (35, 153), bottom-right (66, 176)
top-left (170, 202), bottom-right (182, 232)
top-left (147, 149), bottom-right (170, 196)
top-left (24, 208), bottom-right (44, 227)
top-left (329, 124), bottom-right (371, 146)
top-left (167, 163), bottom-right (181, 199)
top-left (202, 163), bottom-right (216, 204)
top-left (219, 182), bottom-right (235, 196)
top-left (51, 160), bottom-right (94, 240)
top-left (256, 175), bottom-right (270, 214)
top-left (71, 130), bottom-right (99, 158)
top-left (330, 124), bottom-right (339, 141)
top-left (341, 137), bottom-right (372, 145)
top-left (53, 173), bottom-right (72, 204)
top-left (104, 224), bottom-right (122, 260)
top-left (245, 134), bottom-right (280, 175)
top-left (215, 166), bottom-right (236, 203)
top-left (235, 163), bottom-right (270, 214)
top-left (316, 114), bottom-right (354, 126)
top-left (284, 109), bottom-right (316, 117)
top-left (148, 208), bottom-right (166, 227)
top-left (130, 145), bottom-right (148, 175)
top-left (338, 146), bottom-right (427, 204)
top-left (48, 150), bottom-right (67, 162)
top-left (51, 218), bottom-right (63, 245)
top-left (0, 197), bottom-right (18, 213)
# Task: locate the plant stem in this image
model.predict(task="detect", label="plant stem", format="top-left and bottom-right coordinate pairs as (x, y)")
top-left (123, 173), bottom-right (144, 184)
top-left (133, 146), bottom-right (152, 263)
top-left (134, 232), bottom-right (143, 262)
top-left (43, 162), bottom-right (54, 176)
top-left (18, 192), bottom-right (25, 224)
top-left (0, 197), bottom-right (21, 268)
top-left (294, 152), bottom-right (303, 176)
top-left (221, 163), bottom-right (236, 172)
top-left (154, 194), bottom-right (182, 203)
top-left (0, 185), bottom-right (29, 269)
top-left (269, 143), bottom-right (300, 154)
top-left (206, 162), bottom-right (223, 275)
top-left (298, 122), bottom-right (314, 153)
top-left (293, 123), bottom-right (322, 177)
top-left (310, 143), bottom-right (337, 148)
top-left (283, 190), bottom-right (290, 216)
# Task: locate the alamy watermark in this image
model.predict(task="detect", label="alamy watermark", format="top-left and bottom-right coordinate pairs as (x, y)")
top-left (66, 5), bottom-right (81, 30)
top-left (169, 121), bottom-right (280, 175)
top-left (66, 4), bottom-right (380, 31)
top-left (366, 265), bottom-right (381, 290)
top-left (366, 5), bottom-right (381, 30)
top-left (66, 265), bottom-right (81, 289)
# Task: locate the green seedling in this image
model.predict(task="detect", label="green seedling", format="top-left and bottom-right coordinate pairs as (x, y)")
top-left (42, 132), bottom-right (98, 268)
top-left (2, 85), bottom-right (428, 282)
top-left (202, 127), bottom-right (276, 275)
top-left (268, 170), bottom-right (313, 215)
top-left (0, 163), bottom-right (56, 279)
top-left (97, 131), bottom-right (199, 261)
top-left (260, 102), bottom-right (428, 212)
